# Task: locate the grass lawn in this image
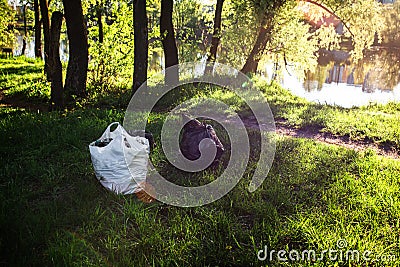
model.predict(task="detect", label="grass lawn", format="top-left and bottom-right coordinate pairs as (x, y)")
top-left (0, 58), bottom-right (399, 266)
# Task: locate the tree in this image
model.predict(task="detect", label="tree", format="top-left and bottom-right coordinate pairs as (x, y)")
top-left (87, 1), bottom-right (134, 91)
top-left (241, 17), bottom-right (274, 74)
top-left (63, 0), bottom-right (88, 101)
top-left (95, 1), bottom-right (104, 43)
top-left (49, 11), bottom-right (63, 110)
top-left (33, 0), bottom-right (41, 58)
top-left (241, 1), bottom-right (286, 74)
top-left (160, 0), bottom-right (179, 84)
top-left (133, 0), bottom-right (148, 93)
top-left (173, 0), bottom-right (203, 62)
top-left (205, 0), bottom-right (224, 74)
top-left (240, 0), bottom-right (385, 74)
top-left (39, 0), bottom-right (50, 76)
top-left (21, 4), bottom-right (27, 56)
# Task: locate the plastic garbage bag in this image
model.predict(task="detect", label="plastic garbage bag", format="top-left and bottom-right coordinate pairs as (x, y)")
top-left (89, 122), bottom-right (149, 194)
top-left (180, 115), bottom-right (224, 164)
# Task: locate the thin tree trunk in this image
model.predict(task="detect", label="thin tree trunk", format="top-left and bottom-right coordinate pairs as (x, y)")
top-left (160, 0), bottom-right (179, 85)
top-left (63, 0), bottom-right (88, 102)
top-left (49, 11), bottom-right (64, 110)
top-left (39, 0), bottom-right (50, 77)
top-left (21, 5), bottom-right (27, 56)
top-left (240, 19), bottom-right (272, 74)
top-left (96, 4), bottom-right (103, 43)
top-left (133, 0), bottom-right (148, 93)
top-left (34, 0), bottom-right (42, 58)
top-left (205, 0), bottom-right (224, 74)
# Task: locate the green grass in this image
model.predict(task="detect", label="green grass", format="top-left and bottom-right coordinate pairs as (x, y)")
top-left (1, 107), bottom-right (399, 266)
top-left (1, 58), bottom-right (399, 266)
top-left (0, 57), bottom-right (51, 103)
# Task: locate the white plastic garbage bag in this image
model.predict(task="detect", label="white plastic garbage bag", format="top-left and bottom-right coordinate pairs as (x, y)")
top-left (89, 122), bottom-right (149, 194)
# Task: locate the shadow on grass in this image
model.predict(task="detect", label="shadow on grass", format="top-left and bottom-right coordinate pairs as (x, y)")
top-left (0, 65), bottom-right (42, 76)
top-left (0, 108), bottom-right (399, 266)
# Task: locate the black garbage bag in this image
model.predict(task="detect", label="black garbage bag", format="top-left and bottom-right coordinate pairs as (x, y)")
top-left (180, 115), bottom-right (224, 164)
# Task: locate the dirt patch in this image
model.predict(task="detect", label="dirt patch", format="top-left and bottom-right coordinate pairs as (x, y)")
top-left (240, 115), bottom-right (400, 160)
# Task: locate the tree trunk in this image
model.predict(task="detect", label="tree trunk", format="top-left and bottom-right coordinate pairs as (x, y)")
top-left (63, 0), bottom-right (89, 102)
top-left (96, 4), bottom-right (103, 43)
top-left (133, 0), bottom-right (148, 93)
top-left (49, 11), bottom-right (64, 110)
top-left (205, 0), bottom-right (224, 74)
top-left (240, 20), bottom-right (272, 74)
top-left (21, 5), bottom-right (27, 56)
top-left (34, 0), bottom-right (42, 58)
top-left (39, 0), bottom-right (50, 77)
top-left (160, 0), bottom-right (179, 85)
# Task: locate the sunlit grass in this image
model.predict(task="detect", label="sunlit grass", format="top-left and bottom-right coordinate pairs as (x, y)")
top-left (1, 58), bottom-right (400, 265)
top-left (0, 56), bottom-right (50, 102)
top-left (0, 107), bottom-right (399, 266)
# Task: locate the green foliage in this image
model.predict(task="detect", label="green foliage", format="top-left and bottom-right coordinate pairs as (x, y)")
top-left (220, 0), bottom-right (387, 72)
top-left (266, 2), bottom-right (319, 79)
top-left (313, 25), bottom-right (341, 51)
top-left (87, 1), bottom-right (134, 92)
top-left (338, 0), bottom-right (385, 60)
top-left (0, 0), bottom-right (16, 47)
top-left (217, 0), bottom-right (259, 68)
top-left (173, 0), bottom-right (204, 62)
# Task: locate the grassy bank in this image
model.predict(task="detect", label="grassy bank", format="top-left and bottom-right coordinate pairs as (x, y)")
top-left (1, 58), bottom-right (399, 265)
top-left (1, 107), bottom-right (399, 266)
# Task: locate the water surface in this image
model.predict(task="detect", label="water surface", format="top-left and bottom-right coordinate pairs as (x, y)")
top-left (279, 48), bottom-right (400, 108)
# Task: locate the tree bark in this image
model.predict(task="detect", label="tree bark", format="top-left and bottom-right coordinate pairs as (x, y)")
top-left (34, 0), bottom-right (42, 58)
top-left (49, 11), bottom-right (64, 110)
top-left (21, 5), bottom-right (27, 56)
top-left (39, 0), bottom-right (50, 77)
top-left (205, 0), bottom-right (224, 74)
top-left (160, 0), bottom-right (179, 84)
top-left (63, 0), bottom-right (89, 102)
top-left (133, 0), bottom-right (148, 93)
top-left (241, 18), bottom-right (272, 74)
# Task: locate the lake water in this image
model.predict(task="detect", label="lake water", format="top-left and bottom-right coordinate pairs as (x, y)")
top-left (275, 48), bottom-right (400, 108)
top-left (14, 35), bottom-right (69, 62)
